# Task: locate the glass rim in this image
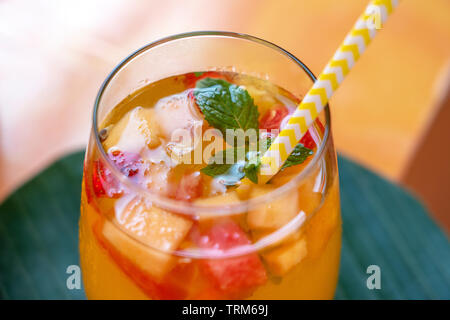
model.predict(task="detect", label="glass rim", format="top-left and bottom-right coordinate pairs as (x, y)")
top-left (92, 30), bottom-right (331, 216)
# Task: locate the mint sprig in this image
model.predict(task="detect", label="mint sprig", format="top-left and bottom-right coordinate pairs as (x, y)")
top-left (200, 146), bottom-right (247, 186)
top-left (281, 143), bottom-right (314, 170)
top-left (195, 78), bottom-right (313, 185)
top-left (194, 78), bottom-right (259, 136)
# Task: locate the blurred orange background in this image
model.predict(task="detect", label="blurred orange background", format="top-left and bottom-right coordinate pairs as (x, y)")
top-left (0, 0), bottom-right (449, 230)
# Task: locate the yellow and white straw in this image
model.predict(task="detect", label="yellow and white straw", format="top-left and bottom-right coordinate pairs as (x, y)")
top-left (260, 0), bottom-right (400, 180)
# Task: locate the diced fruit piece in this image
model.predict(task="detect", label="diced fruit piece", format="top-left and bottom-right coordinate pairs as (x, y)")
top-left (271, 165), bottom-right (323, 216)
top-left (107, 197), bottom-right (193, 280)
top-left (159, 259), bottom-right (200, 299)
top-left (83, 160), bottom-right (94, 204)
top-left (194, 191), bottom-right (241, 218)
top-left (144, 163), bottom-right (173, 196)
top-left (297, 173), bottom-right (323, 216)
top-left (235, 178), bottom-right (253, 200)
top-left (93, 221), bottom-right (187, 299)
top-left (103, 106), bottom-right (162, 153)
top-left (259, 104), bottom-right (289, 130)
top-left (305, 181), bottom-right (340, 259)
top-left (175, 172), bottom-right (203, 201)
top-left (262, 234), bottom-right (307, 276)
top-left (184, 71), bottom-right (230, 88)
top-left (194, 191), bottom-right (240, 206)
top-left (135, 107), bottom-right (162, 149)
top-left (196, 221), bottom-right (250, 249)
top-left (109, 150), bottom-right (143, 178)
top-left (195, 221), bottom-right (267, 295)
top-left (92, 160), bottom-right (107, 197)
top-left (233, 74), bottom-right (278, 116)
top-left (92, 159), bottom-right (121, 198)
top-left (101, 219), bottom-right (173, 282)
top-left (91, 150), bottom-right (144, 198)
top-left (298, 118), bottom-right (325, 149)
top-left (300, 130), bottom-right (315, 149)
top-left (247, 186), bottom-right (299, 230)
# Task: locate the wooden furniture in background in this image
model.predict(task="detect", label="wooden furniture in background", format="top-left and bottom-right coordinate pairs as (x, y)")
top-left (402, 66), bottom-right (450, 232)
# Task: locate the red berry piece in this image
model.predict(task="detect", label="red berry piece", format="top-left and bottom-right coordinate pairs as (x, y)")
top-left (91, 150), bottom-right (143, 198)
top-left (175, 172), bottom-right (203, 202)
top-left (195, 221), bottom-right (267, 295)
top-left (109, 150), bottom-right (142, 178)
top-left (299, 131), bottom-right (316, 149)
top-left (259, 105), bottom-right (290, 131)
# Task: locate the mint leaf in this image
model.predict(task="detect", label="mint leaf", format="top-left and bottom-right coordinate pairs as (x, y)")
top-left (201, 163), bottom-right (246, 186)
top-left (201, 148), bottom-right (246, 186)
top-left (194, 78), bottom-right (259, 136)
top-left (244, 152), bottom-right (260, 184)
top-left (263, 136), bottom-right (313, 170)
top-left (200, 163), bottom-right (233, 177)
top-left (203, 146), bottom-right (247, 165)
top-left (281, 143), bottom-right (314, 170)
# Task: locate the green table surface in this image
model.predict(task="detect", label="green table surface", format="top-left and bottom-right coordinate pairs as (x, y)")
top-left (0, 151), bottom-right (449, 300)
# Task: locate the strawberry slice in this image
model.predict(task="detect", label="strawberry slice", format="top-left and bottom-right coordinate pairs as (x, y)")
top-left (83, 159), bottom-right (94, 204)
top-left (109, 150), bottom-right (142, 178)
top-left (259, 104), bottom-right (289, 131)
top-left (184, 71), bottom-right (230, 88)
top-left (299, 119), bottom-right (325, 149)
top-left (299, 131), bottom-right (315, 149)
top-left (92, 151), bottom-right (143, 198)
top-left (92, 160), bottom-right (116, 198)
top-left (175, 172), bottom-right (203, 202)
top-left (195, 221), bottom-right (267, 296)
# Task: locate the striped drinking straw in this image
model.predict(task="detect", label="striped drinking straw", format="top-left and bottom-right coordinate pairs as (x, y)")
top-left (259, 0), bottom-right (401, 181)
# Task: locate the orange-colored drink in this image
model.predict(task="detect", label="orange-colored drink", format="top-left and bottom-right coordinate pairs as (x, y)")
top-left (79, 33), bottom-right (341, 300)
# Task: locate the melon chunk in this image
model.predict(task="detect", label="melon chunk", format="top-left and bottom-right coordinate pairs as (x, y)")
top-left (102, 198), bottom-right (192, 280)
top-left (144, 163), bottom-right (172, 196)
top-left (305, 182), bottom-right (341, 259)
top-left (247, 186), bottom-right (299, 230)
top-left (103, 107), bottom-right (162, 153)
top-left (194, 191), bottom-right (242, 219)
top-left (262, 235), bottom-right (307, 276)
top-left (194, 191), bottom-right (240, 206)
top-left (235, 178), bottom-right (253, 200)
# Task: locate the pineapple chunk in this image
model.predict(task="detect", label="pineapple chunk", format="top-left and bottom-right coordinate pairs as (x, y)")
top-left (194, 191), bottom-right (241, 206)
top-left (194, 191), bottom-right (243, 219)
top-left (103, 198), bottom-right (192, 280)
top-left (305, 181), bottom-right (340, 259)
top-left (247, 186), bottom-right (299, 230)
top-left (103, 106), bottom-right (161, 153)
top-left (263, 235), bottom-right (307, 276)
top-left (235, 178), bottom-right (253, 200)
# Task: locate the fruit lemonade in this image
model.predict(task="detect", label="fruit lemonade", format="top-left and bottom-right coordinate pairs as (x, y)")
top-left (80, 71), bottom-right (341, 300)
